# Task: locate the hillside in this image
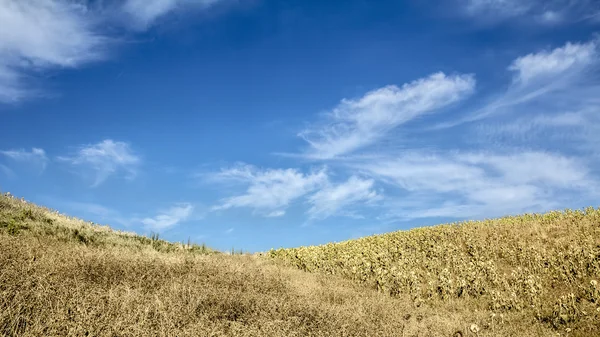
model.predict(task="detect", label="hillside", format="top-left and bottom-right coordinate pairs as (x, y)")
top-left (1, 193), bottom-right (598, 336)
top-left (269, 208), bottom-right (600, 336)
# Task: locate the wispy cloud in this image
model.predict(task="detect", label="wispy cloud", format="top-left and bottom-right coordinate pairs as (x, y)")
top-left (464, 0), bottom-right (531, 18)
top-left (206, 38), bottom-right (600, 225)
top-left (438, 39), bottom-right (599, 128)
top-left (0, 147), bottom-right (49, 172)
top-left (508, 41), bottom-right (597, 85)
top-left (209, 164), bottom-right (328, 217)
top-left (141, 203), bottom-right (194, 231)
top-left (307, 176), bottom-right (381, 220)
top-left (358, 151), bottom-right (596, 221)
top-left (122, 0), bottom-right (223, 29)
top-left (266, 210), bottom-right (286, 218)
top-left (49, 198), bottom-right (196, 231)
top-left (58, 140), bottom-right (141, 187)
top-left (463, 39), bottom-right (600, 159)
top-left (0, 0), bottom-right (106, 103)
top-left (461, 0), bottom-right (600, 24)
top-left (0, 0), bottom-right (227, 103)
top-left (298, 72), bottom-right (475, 159)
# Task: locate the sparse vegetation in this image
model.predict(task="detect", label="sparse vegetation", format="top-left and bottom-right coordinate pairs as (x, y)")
top-left (0, 195), bottom-right (216, 255)
top-left (1, 193), bottom-right (598, 336)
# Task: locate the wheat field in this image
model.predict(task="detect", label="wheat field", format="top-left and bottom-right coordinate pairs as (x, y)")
top-left (1, 193), bottom-right (598, 336)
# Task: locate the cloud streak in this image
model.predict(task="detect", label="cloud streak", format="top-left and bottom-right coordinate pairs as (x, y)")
top-left (357, 151), bottom-right (596, 220)
top-left (508, 41), bottom-right (597, 85)
top-left (299, 72), bottom-right (475, 159)
top-left (58, 140), bottom-right (141, 187)
top-left (0, 147), bottom-right (49, 171)
top-left (141, 203), bottom-right (194, 231)
top-left (0, 0), bottom-right (106, 102)
top-left (207, 37), bottom-right (600, 226)
top-left (437, 39), bottom-right (599, 128)
top-left (461, 0), bottom-right (600, 24)
top-left (307, 176), bottom-right (381, 220)
top-left (210, 164), bottom-right (328, 217)
top-left (122, 0), bottom-right (223, 29)
top-left (0, 0), bottom-right (227, 103)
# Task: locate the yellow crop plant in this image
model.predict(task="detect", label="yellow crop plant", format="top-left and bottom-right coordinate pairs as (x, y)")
top-left (269, 208), bottom-right (600, 331)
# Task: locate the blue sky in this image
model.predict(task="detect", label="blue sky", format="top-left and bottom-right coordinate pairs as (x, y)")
top-left (1, 0), bottom-right (599, 252)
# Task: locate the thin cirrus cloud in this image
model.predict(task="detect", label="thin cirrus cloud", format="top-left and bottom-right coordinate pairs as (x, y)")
top-left (357, 151), bottom-right (596, 221)
top-left (461, 0), bottom-right (600, 24)
top-left (208, 164), bottom-right (328, 217)
top-left (508, 40), bottom-right (597, 85)
top-left (0, 0), bottom-right (106, 103)
top-left (360, 39), bottom-right (600, 222)
top-left (57, 139), bottom-right (141, 187)
top-left (122, 0), bottom-right (224, 29)
top-left (306, 176), bottom-right (381, 221)
top-left (207, 166), bottom-right (383, 221)
top-left (141, 203), bottom-right (195, 231)
top-left (0, 147), bottom-right (49, 172)
top-left (463, 0), bottom-right (531, 18)
top-left (465, 39), bottom-right (600, 158)
top-left (206, 38), bottom-right (600, 223)
top-left (52, 199), bottom-right (195, 232)
top-left (298, 72), bottom-right (476, 160)
top-left (0, 0), bottom-right (226, 103)
top-left (437, 39), bottom-right (600, 128)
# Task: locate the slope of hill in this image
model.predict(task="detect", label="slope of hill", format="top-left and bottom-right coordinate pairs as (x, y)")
top-left (1, 193), bottom-right (597, 336)
top-left (268, 208), bottom-right (600, 336)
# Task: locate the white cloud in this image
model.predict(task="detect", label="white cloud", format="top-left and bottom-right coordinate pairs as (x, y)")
top-left (438, 39), bottom-right (599, 127)
top-left (0, 0), bottom-right (227, 103)
top-left (358, 151), bottom-right (596, 220)
top-left (357, 154), bottom-right (486, 193)
top-left (224, 227), bottom-right (234, 234)
top-left (0, 0), bottom-right (106, 102)
top-left (0, 147), bottom-right (49, 171)
top-left (307, 176), bottom-right (381, 220)
top-left (509, 41), bottom-right (597, 85)
top-left (537, 10), bottom-right (563, 24)
top-left (461, 0), bottom-right (599, 24)
top-left (508, 112), bottom-right (586, 131)
top-left (122, 0), bottom-right (222, 29)
top-left (464, 0), bottom-right (531, 17)
top-left (58, 139), bottom-right (141, 187)
top-left (299, 72), bottom-right (475, 159)
top-left (266, 210), bottom-right (286, 217)
top-left (141, 203), bottom-right (194, 231)
top-left (461, 41), bottom-right (600, 157)
top-left (210, 164), bottom-right (328, 216)
top-left (0, 64), bottom-right (27, 103)
top-left (472, 111), bottom-right (587, 148)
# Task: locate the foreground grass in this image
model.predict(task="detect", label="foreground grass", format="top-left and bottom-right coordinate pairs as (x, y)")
top-left (0, 194), bottom-right (594, 336)
top-left (269, 208), bottom-right (600, 336)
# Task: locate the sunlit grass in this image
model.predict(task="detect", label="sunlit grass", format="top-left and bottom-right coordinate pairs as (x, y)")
top-left (269, 208), bottom-right (600, 335)
top-left (2, 193), bottom-right (597, 336)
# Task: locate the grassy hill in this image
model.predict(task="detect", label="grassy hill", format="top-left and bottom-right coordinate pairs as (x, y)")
top-left (268, 208), bottom-right (600, 336)
top-left (1, 193), bottom-right (599, 336)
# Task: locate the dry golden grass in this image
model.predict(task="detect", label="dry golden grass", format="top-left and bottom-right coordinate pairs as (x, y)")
top-left (269, 208), bottom-right (600, 336)
top-left (0, 193), bottom-right (597, 336)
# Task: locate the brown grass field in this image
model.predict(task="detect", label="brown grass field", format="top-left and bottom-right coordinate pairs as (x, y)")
top-left (1, 193), bottom-right (598, 336)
